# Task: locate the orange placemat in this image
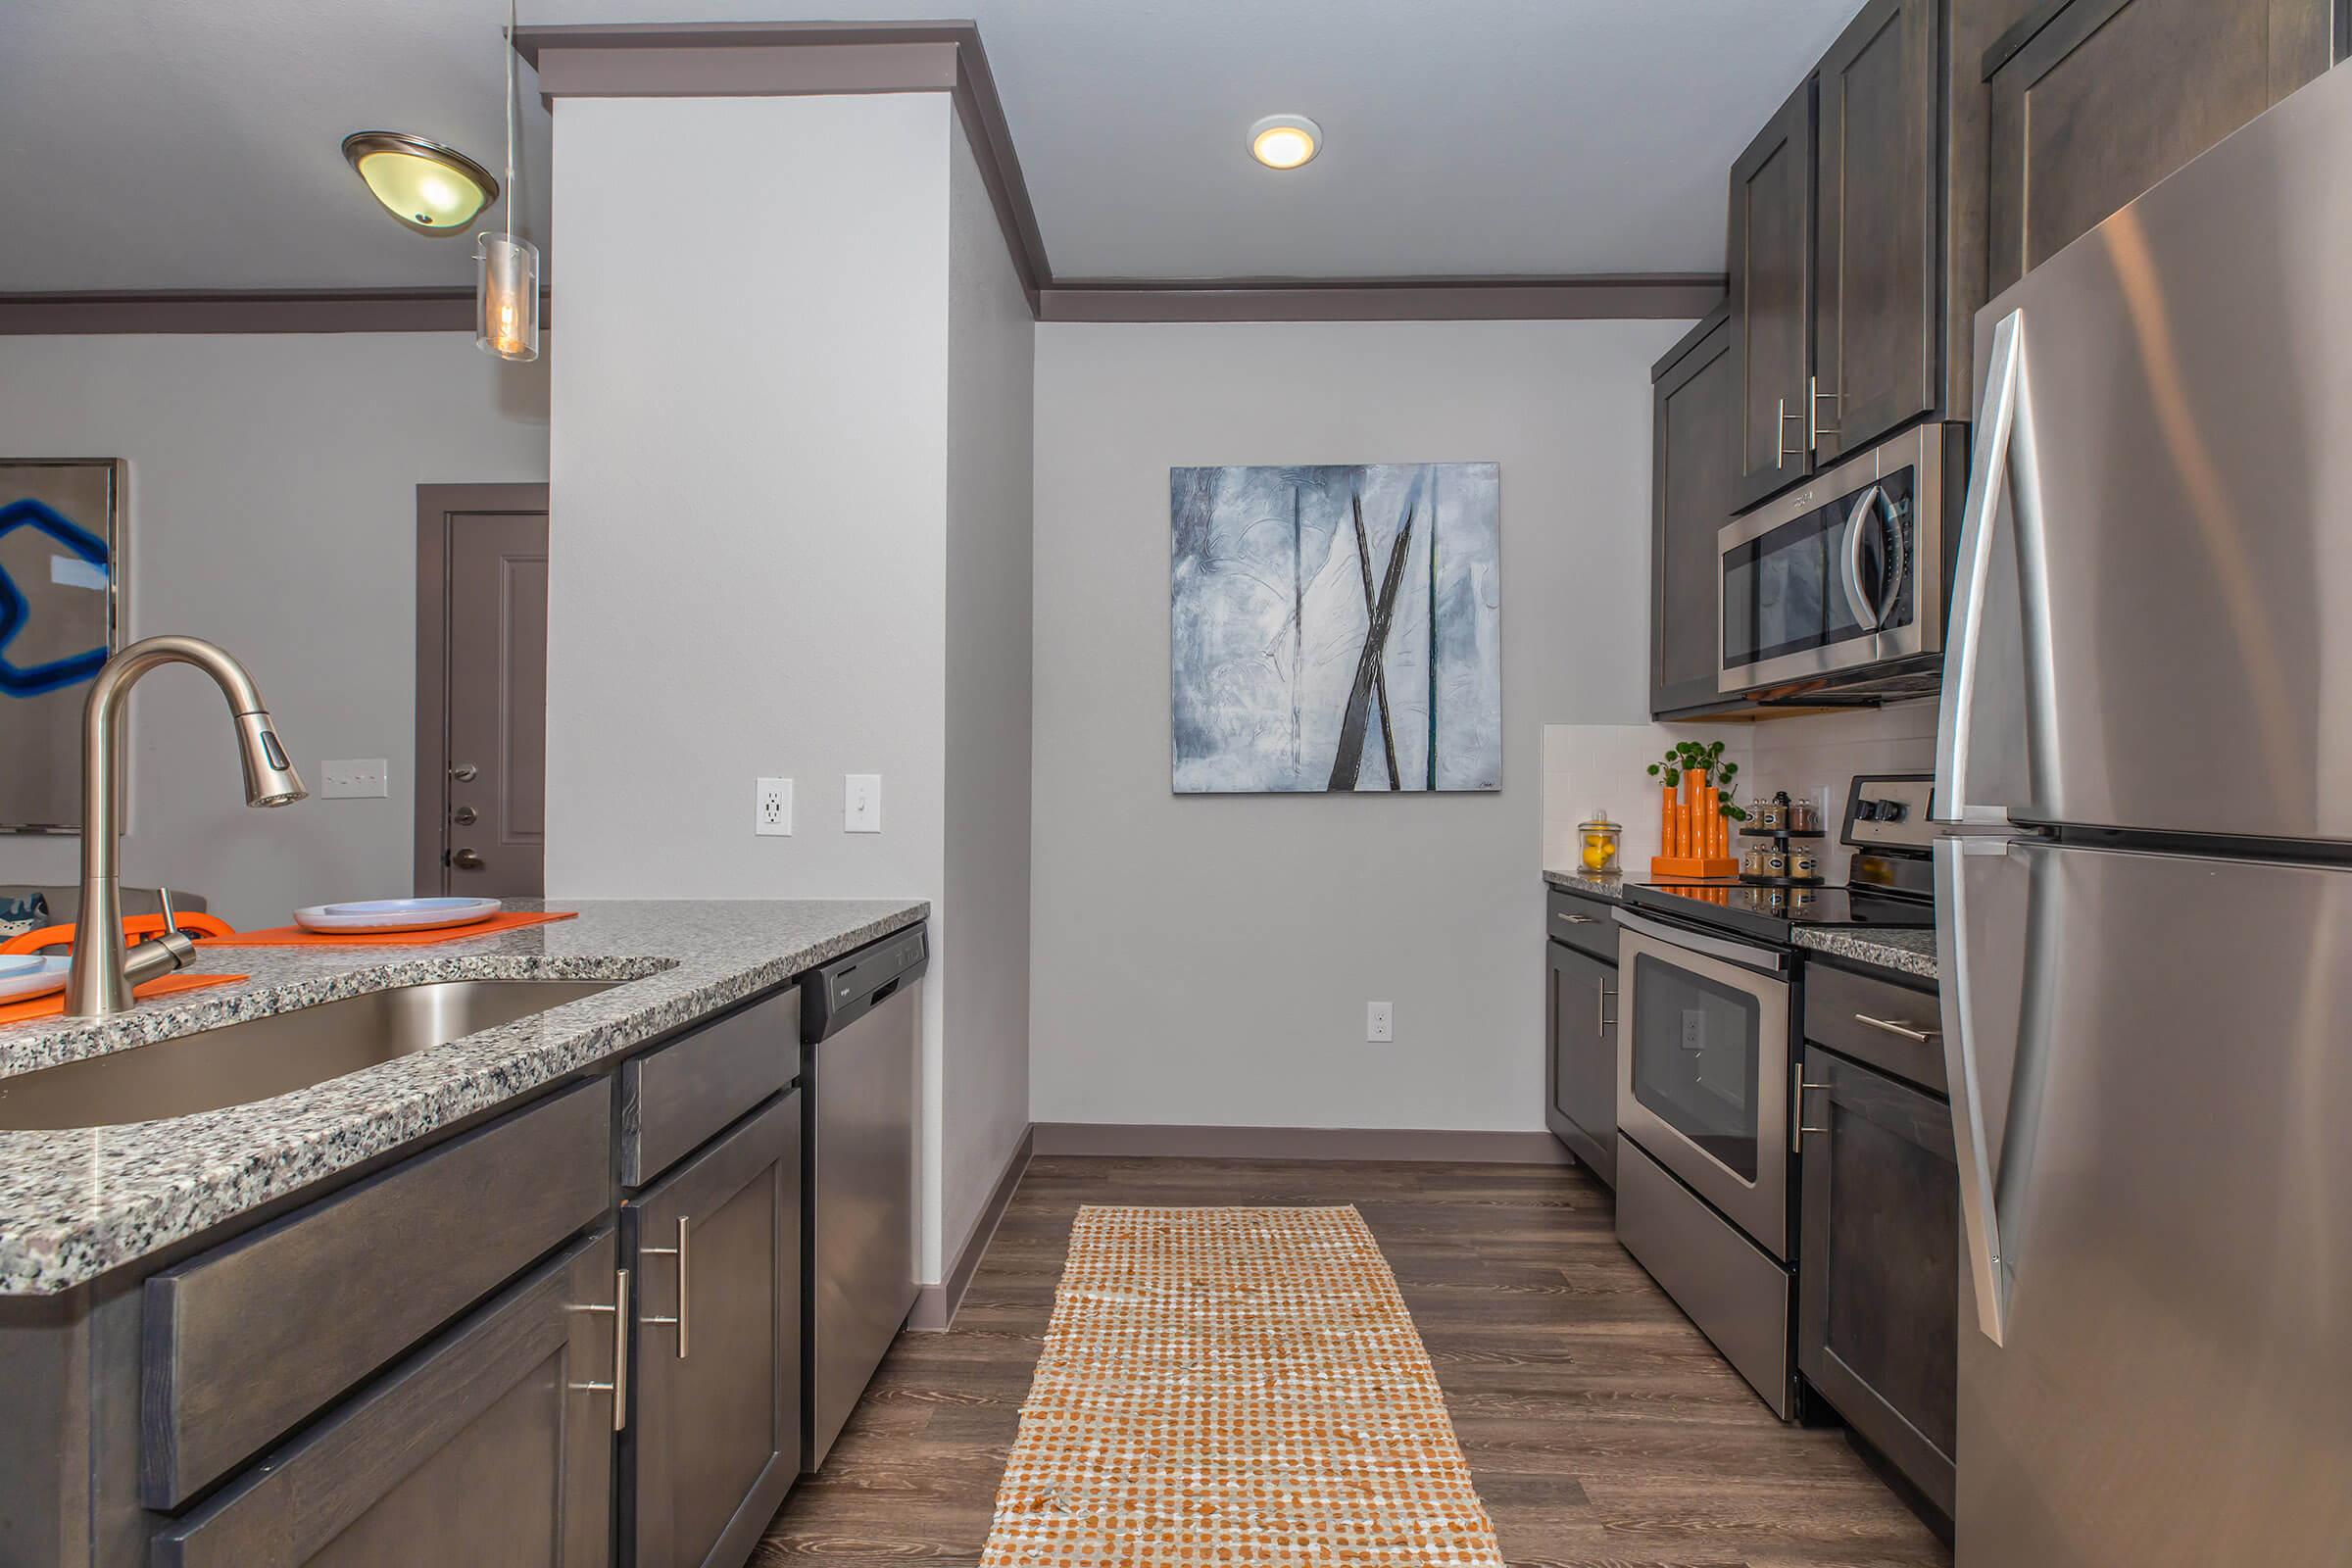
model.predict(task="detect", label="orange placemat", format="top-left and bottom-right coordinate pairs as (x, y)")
top-left (205, 910), bottom-right (579, 947)
top-left (0, 971), bottom-right (247, 1027)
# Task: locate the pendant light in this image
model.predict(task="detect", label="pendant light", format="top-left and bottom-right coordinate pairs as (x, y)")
top-left (476, 0), bottom-right (539, 362)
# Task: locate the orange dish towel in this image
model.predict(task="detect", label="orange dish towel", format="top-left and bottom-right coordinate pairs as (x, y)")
top-left (0, 971), bottom-right (247, 1027)
top-left (206, 910), bottom-right (580, 947)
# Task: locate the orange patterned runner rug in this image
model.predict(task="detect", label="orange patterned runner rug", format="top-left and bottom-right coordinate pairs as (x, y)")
top-left (981, 1205), bottom-right (1505, 1567)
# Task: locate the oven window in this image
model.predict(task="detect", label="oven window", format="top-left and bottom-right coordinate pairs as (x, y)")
top-left (1723, 500), bottom-right (1870, 670)
top-left (1630, 953), bottom-right (1763, 1181)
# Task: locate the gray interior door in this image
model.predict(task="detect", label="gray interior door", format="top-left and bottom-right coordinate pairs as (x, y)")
top-left (434, 502), bottom-right (548, 897)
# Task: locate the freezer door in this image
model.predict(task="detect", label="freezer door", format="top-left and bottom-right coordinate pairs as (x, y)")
top-left (1936, 60), bottom-right (2352, 843)
top-left (1937, 837), bottom-right (2352, 1565)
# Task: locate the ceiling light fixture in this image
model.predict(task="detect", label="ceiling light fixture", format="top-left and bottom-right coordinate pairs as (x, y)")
top-left (1248, 114), bottom-right (1322, 171)
top-left (475, 0), bottom-right (539, 362)
top-left (341, 131), bottom-right (499, 234)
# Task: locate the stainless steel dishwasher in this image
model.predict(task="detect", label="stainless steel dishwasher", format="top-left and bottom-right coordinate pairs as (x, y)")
top-left (800, 922), bottom-right (927, 1471)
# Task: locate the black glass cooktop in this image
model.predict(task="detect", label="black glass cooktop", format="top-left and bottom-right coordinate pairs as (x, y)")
top-left (1624, 878), bottom-right (1934, 946)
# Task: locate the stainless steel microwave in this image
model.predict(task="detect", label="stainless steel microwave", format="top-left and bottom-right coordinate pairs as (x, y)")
top-left (1717, 423), bottom-right (1965, 698)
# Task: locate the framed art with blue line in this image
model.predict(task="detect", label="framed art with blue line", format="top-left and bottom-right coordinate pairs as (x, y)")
top-left (0, 460), bottom-right (126, 832)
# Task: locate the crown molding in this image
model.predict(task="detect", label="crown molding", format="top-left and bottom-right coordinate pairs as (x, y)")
top-left (1040, 274), bottom-right (1728, 323)
top-left (0, 288), bottom-right (552, 335)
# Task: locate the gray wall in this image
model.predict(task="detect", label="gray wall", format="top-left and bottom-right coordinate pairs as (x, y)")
top-left (0, 333), bottom-right (549, 926)
top-left (544, 92), bottom-right (1031, 1282)
top-left (941, 124), bottom-right (1036, 1260)
top-left (1030, 318), bottom-right (1686, 1132)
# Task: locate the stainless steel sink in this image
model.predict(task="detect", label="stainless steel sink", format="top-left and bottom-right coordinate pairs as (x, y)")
top-left (0, 978), bottom-right (621, 1132)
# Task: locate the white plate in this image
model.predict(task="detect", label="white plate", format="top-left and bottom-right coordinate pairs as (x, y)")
top-left (292, 897), bottom-right (504, 934)
top-left (0, 955), bottom-right (72, 1004)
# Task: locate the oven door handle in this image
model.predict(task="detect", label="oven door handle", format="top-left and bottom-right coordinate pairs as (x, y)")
top-left (1612, 908), bottom-right (1788, 976)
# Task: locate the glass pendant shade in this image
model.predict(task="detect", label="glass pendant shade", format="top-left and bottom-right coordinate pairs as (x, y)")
top-left (475, 233), bottom-right (540, 362)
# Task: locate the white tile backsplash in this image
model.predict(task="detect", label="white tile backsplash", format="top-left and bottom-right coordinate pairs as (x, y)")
top-left (1544, 700), bottom-right (1939, 883)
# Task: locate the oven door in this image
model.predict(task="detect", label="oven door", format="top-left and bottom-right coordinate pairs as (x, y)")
top-left (1718, 425), bottom-right (1939, 693)
top-left (1615, 910), bottom-right (1793, 1257)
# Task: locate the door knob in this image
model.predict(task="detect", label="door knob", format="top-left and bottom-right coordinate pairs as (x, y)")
top-left (453, 849), bottom-right (485, 870)
top-left (451, 805), bottom-right (478, 826)
top-left (449, 761), bottom-right (478, 782)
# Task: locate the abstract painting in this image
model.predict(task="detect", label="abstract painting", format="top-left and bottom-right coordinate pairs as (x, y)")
top-left (1171, 463), bottom-right (1500, 794)
top-left (0, 461), bottom-right (125, 831)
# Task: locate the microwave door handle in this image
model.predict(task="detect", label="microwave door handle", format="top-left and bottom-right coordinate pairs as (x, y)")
top-left (1936, 308), bottom-right (2038, 826)
top-left (1840, 484), bottom-right (1885, 632)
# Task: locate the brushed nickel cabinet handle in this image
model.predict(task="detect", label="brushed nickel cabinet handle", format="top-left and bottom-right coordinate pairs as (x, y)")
top-left (570, 1266), bottom-right (630, 1433)
top-left (1597, 985), bottom-right (1617, 1034)
top-left (640, 1215), bottom-right (689, 1359)
top-left (1810, 374), bottom-right (1840, 450)
top-left (1777, 396), bottom-right (1805, 465)
top-left (1557, 911), bottom-right (1596, 925)
top-left (1855, 1012), bottom-right (1938, 1044)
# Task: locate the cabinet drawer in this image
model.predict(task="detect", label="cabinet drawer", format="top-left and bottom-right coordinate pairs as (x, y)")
top-left (619, 987), bottom-right (800, 1188)
top-left (1802, 959), bottom-right (1943, 1094)
top-left (142, 1077), bottom-right (612, 1510)
top-left (154, 1227), bottom-right (619, 1568)
top-left (1545, 889), bottom-right (1619, 963)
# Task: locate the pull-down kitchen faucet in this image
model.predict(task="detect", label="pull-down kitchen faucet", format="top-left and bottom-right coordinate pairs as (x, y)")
top-left (66, 636), bottom-right (306, 1018)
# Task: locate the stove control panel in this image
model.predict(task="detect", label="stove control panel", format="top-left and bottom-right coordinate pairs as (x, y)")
top-left (1842, 773), bottom-right (1936, 853)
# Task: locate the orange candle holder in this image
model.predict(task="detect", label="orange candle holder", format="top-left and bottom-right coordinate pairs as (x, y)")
top-left (1650, 770), bottom-right (1738, 879)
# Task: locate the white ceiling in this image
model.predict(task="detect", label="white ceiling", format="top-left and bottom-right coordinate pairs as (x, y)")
top-left (0, 0), bottom-right (1866, 293)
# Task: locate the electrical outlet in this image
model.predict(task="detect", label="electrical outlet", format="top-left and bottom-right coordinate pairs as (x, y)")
top-left (756, 777), bottom-right (793, 836)
top-left (845, 774), bottom-right (881, 833)
top-left (320, 759), bottom-right (388, 800)
top-left (1682, 1008), bottom-right (1706, 1053)
top-left (1367, 1001), bottom-right (1394, 1043)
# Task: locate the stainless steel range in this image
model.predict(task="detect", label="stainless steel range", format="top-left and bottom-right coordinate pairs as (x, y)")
top-left (1612, 774), bottom-right (1936, 1417)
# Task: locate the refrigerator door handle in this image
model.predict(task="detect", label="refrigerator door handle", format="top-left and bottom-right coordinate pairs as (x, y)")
top-left (1937, 834), bottom-right (2011, 1346)
top-left (1935, 309), bottom-right (2035, 826)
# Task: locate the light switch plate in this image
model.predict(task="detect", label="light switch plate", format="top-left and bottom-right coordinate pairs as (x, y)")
top-left (1367, 1001), bottom-right (1394, 1043)
top-left (320, 759), bottom-right (389, 800)
top-left (845, 774), bottom-right (881, 833)
top-left (756, 777), bottom-right (793, 836)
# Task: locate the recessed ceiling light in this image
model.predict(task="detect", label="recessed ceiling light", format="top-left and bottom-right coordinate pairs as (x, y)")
top-left (1249, 114), bottom-right (1321, 171)
top-left (341, 131), bottom-right (499, 235)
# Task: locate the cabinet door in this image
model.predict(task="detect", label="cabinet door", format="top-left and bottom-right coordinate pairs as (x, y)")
top-left (1649, 312), bottom-right (1737, 716)
top-left (153, 1229), bottom-right (619, 1568)
top-left (1545, 940), bottom-right (1618, 1189)
top-left (1816, 0), bottom-right (1939, 459)
top-left (1729, 77), bottom-right (1818, 510)
top-left (626, 1090), bottom-right (803, 1568)
top-left (1987, 0), bottom-right (2335, 295)
top-left (1797, 1045), bottom-right (1958, 1517)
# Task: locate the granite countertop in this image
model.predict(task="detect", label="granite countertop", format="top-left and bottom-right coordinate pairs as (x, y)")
top-left (0, 899), bottom-right (926, 1296)
top-left (1543, 868), bottom-right (1628, 903)
top-left (1792, 925), bottom-right (1939, 982)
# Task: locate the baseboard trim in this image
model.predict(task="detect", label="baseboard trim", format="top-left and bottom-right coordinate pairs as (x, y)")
top-left (1030, 1123), bottom-right (1574, 1165)
top-left (909, 1123), bottom-right (1035, 1332)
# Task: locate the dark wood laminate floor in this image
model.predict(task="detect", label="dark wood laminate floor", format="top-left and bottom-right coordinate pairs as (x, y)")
top-left (756, 1155), bottom-right (1951, 1568)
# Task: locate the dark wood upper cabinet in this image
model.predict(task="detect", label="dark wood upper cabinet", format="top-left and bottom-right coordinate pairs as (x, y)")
top-left (1986, 0), bottom-right (2338, 295)
top-left (1649, 309), bottom-right (1736, 717)
top-left (1728, 79), bottom-right (1818, 511)
top-left (1816, 0), bottom-right (1940, 462)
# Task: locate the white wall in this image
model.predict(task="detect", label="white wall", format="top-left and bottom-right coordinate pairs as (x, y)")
top-left (0, 333), bottom-right (549, 926)
top-left (940, 125), bottom-right (1035, 1259)
top-left (1030, 318), bottom-right (1687, 1132)
top-left (546, 92), bottom-right (1032, 1282)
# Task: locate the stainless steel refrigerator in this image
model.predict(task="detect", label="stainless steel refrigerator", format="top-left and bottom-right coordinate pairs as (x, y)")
top-left (1933, 54), bottom-right (2352, 1568)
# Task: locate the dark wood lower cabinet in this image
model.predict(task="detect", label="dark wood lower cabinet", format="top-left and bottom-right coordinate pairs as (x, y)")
top-left (1545, 938), bottom-right (1618, 1188)
top-left (152, 1228), bottom-right (620, 1568)
top-left (1796, 1043), bottom-right (1958, 1520)
top-left (624, 1089), bottom-right (804, 1568)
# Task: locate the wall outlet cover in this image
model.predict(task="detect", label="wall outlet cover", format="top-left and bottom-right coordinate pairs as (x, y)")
top-left (756, 777), bottom-right (793, 836)
top-left (1682, 1008), bottom-right (1706, 1054)
top-left (1367, 1001), bottom-right (1394, 1043)
top-left (319, 759), bottom-right (389, 800)
top-left (845, 773), bottom-right (881, 833)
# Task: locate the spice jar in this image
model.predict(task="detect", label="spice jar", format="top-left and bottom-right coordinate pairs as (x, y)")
top-left (1755, 792), bottom-right (1792, 831)
top-left (1577, 812), bottom-right (1622, 875)
top-left (1789, 846), bottom-right (1822, 881)
top-left (1741, 845), bottom-right (1774, 879)
top-left (1788, 796), bottom-right (1823, 834)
